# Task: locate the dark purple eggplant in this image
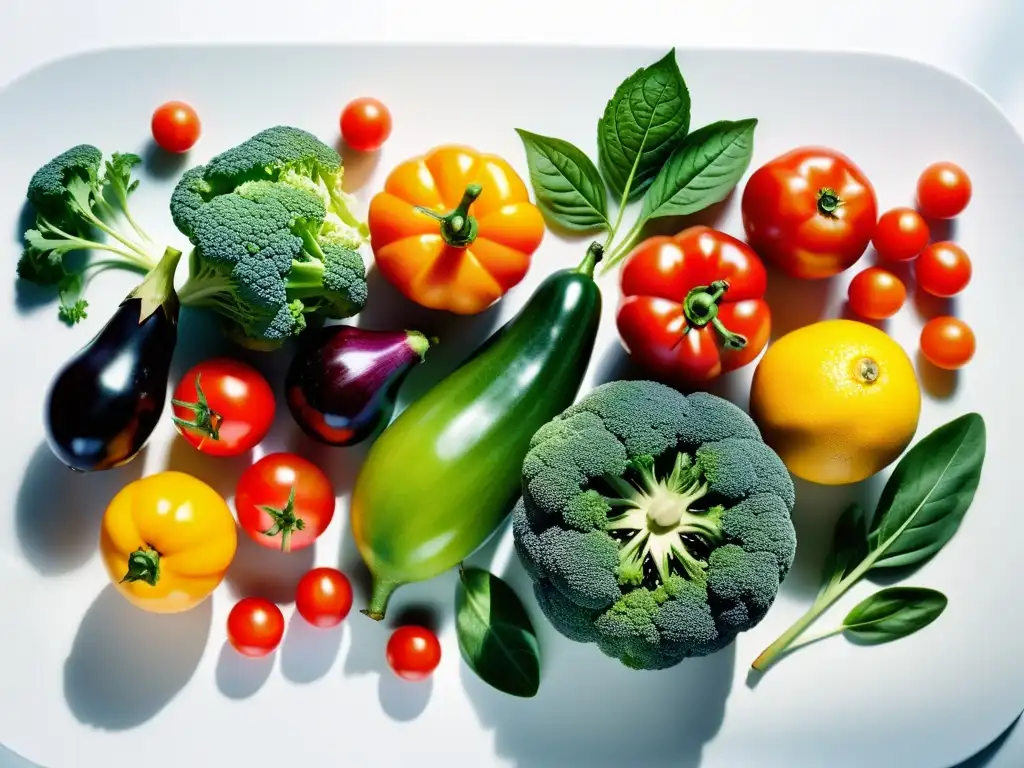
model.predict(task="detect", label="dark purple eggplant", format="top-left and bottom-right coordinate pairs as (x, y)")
top-left (44, 247), bottom-right (182, 472)
top-left (285, 325), bottom-right (433, 447)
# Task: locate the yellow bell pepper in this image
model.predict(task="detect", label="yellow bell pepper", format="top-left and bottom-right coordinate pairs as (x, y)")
top-left (99, 471), bottom-right (238, 614)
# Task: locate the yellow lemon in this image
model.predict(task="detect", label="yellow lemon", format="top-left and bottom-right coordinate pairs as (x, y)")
top-left (749, 319), bottom-right (921, 485)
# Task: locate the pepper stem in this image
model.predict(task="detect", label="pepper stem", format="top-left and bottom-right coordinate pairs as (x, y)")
top-left (575, 241), bottom-right (604, 278)
top-left (415, 183), bottom-right (483, 248)
top-left (361, 578), bottom-right (402, 621)
top-left (259, 486), bottom-right (305, 553)
top-left (120, 547), bottom-right (161, 586)
top-left (682, 280), bottom-right (748, 350)
top-left (817, 187), bottom-right (844, 218)
top-left (170, 373), bottom-right (223, 441)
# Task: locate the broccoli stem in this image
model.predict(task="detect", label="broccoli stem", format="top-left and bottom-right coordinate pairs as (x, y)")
top-left (34, 215), bottom-right (155, 271)
top-left (604, 451), bottom-right (722, 588)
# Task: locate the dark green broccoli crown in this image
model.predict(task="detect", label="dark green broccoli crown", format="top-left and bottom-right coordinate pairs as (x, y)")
top-left (512, 379), bottom-right (797, 671)
top-left (318, 243), bottom-right (369, 317)
top-left (169, 165), bottom-right (211, 236)
top-left (27, 144), bottom-right (102, 207)
top-left (204, 126), bottom-right (341, 186)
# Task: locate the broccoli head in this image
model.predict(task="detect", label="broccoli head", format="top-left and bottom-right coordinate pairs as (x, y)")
top-left (172, 126), bottom-right (369, 349)
top-left (17, 145), bottom-right (162, 324)
top-left (512, 379), bottom-right (797, 671)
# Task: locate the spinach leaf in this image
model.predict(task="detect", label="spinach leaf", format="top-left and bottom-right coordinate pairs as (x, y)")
top-left (842, 587), bottom-right (948, 645)
top-left (597, 49), bottom-right (690, 203)
top-left (868, 413), bottom-right (986, 570)
top-left (817, 503), bottom-right (870, 599)
top-left (639, 119), bottom-right (757, 223)
top-left (515, 129), bottom-right (609, 233)
top-left (455, 566), bottom-right (540, 698)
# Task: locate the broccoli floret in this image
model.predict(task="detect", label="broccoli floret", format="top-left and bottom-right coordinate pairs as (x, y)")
top-left (172, 127), bottom-right (370, 348)
top-left (512, 380), bottom-right (797, 671)
top-left (17, 146), bottom-right (164, 324)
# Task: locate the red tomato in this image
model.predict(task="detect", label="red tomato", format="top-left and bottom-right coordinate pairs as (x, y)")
top-left (872, 207), bottom-right (930, 262)
top-left (171, 359), bottom-right (275, 457)
top-left (741, 147), bottom-right (878, 279)
top-left (917, 162), bottom-right (972, 219)
top-left (235, 453), bottom-right (336, 553)
top-left (386, 626), bottom-right (441, 682)
top-left (616, 227), bottom-right (771, 385)
top-left (915, 242), bottom-right (972, 297)
top-left (920, 317), bottom-right (975, 370)
top-left (847, 267), bottom-right (907, 320)
top-left (340, 97), bottom-right (393, 152)
top-left (295, 568), bottom-right (353, 628)
top-left (151, 101), bottom-right (201, 153)
top-left (227, 597), bottom-right (285, 658)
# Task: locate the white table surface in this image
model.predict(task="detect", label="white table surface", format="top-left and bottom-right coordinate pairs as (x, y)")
top-left (0, 1), bottom-right (1020, 766)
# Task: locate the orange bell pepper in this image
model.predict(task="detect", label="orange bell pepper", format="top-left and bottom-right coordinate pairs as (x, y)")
top-left (99, 471), bottom-right (238, 614)
top-left (368, 145), bottom-right (545, 314)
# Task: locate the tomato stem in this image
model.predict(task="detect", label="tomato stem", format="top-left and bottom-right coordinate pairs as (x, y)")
top-left (682, 280), bottom-right (748, 350)
top-left (817, 187), bottom-right (844, 218)
top-left (120, 546), bottom-right (161, 587)
top-left (170, 373), bottom-right (223, 441)
top-left (415, 183), bottom-right (482, 248)
top-left (258, 485), bottom-right (305, 553)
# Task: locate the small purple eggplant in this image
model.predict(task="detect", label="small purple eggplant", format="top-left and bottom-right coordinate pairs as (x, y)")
top-left (285, 325), bottom-right (434, 447)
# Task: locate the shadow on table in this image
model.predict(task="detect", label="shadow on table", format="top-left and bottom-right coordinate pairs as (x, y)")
top-left (63, 585), bottom-right (212, 730)
top-left (954, 713), bottom-right (1022, 768)
top-left (463, 632), bottom-right (735, 768)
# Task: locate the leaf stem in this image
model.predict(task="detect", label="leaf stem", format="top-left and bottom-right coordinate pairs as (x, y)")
top-left (601, 216), bottom-right (646, 273)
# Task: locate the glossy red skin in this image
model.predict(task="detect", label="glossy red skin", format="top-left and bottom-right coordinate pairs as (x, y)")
top-left (917, 162), bottom-right (972, 219)
top-left (741, 147), bottom-right (878, 279)
top-left (172, 359), bottom-right (276, 457)
top-left (296, 568), bottom-right (353, 628)
top-left (847, 267), bottom-right (907, 320)
top-left (340, 97), bottom-right (392, 152)
top-left (920, 317), bottom-right (975, 370)
top-left (872, 207), bottom-right (930, 262)
top-left (151, 101), bottom-right (201, 153)
top-left (616, 226), bottom-right (771, 385)
top-left (227, 597), bottom-right (285, 658)
top-left (386, 626), bottom-right (441, 682)
top-left (235, 453), bottom-right (336, 552)
top-left (915, 242), bottom-right (972, 297)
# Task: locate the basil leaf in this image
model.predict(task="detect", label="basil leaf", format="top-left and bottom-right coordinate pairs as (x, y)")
top-left (639, 119), bottom-right (757, 223)
top-left (842, 587), bottom-right (947, 645)
top-left (515, 129), bottom-right (609, 233)
top-left (817, 503), bottom-right (870, 598)
top-left (597, 48), bottom-right (690, 202)
top-left (455, 566), bottom-right (540, 698)
top-left (868, 413), bottom-right (986, 570)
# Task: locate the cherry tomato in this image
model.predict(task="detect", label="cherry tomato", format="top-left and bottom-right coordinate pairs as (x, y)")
top-left (340, 97), bottom-right (392, 152)
top-left (171, 359), bottom-right (276, 458)
top-left (741, 146), bottom-right (878, 279)
top-left (847, 267), bottom-right (907, 320)
top-left (151, 101), bottom-right (201, 153)
top-left (915, 242), bottom-right (972, 297)
top-left (295, 568), bottom-right (353, 628)
top-left (227, 597), bottom-right (285, 658)
top-left (917, 162), bottom-right (972, 219)
top-left (235, 453), bottom-right (336, 553)
top-left (872, 207), bottom-right (930, 262)
top-left (920, 317), bottom-right (976, 370)
top-left (386, 626), bottom-right (441, 682)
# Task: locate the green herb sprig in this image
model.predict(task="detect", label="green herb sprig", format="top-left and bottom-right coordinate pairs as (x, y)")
top-left (751, 413), bottom-right (986, 673)
top-left (516, 49), bottom-right (757, 273)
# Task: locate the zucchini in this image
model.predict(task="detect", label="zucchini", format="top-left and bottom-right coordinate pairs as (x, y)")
top-left (350, 246), bottom-right (603, 619)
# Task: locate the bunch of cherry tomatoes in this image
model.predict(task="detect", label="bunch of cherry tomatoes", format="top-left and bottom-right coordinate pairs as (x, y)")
top-left (847, 161), bottom-right (975, 370)
top-left (170, 357), bottom-right (440, 682)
